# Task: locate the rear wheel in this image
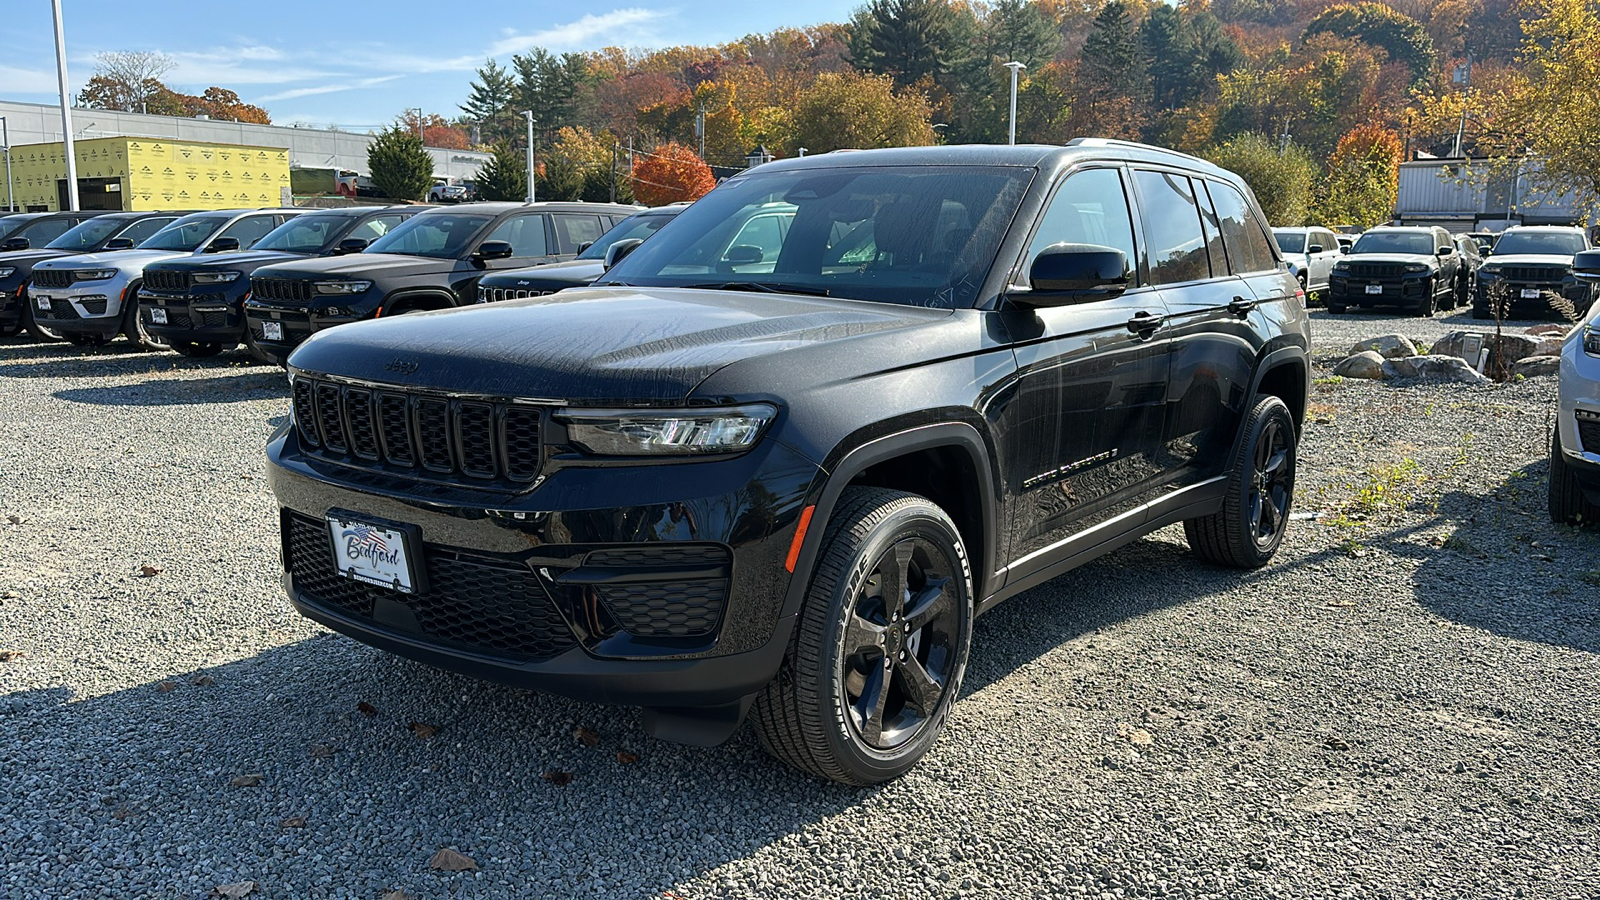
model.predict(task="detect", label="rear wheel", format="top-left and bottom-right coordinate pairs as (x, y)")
top-left (1185, 395), bottom-right (1298, 569)
top-left (751, 487), bottom-right (973, 785)
top-left (1549, 430), bottom-right (1599, 526)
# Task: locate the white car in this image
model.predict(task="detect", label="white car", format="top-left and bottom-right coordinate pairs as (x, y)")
top-left (1551, 248), bottom-right (1600, 524)
top-left (28, 208), bottom-right (300, 348)
top-left (1273, 226), bottom-right (1344, 293)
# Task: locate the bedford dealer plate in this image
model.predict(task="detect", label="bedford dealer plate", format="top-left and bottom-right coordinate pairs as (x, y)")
top-left (149, 306), bottom-right (168, 324)
top-left (1521, 288), bottom-right (1542, 299)
top-left (34, 294), bottom-right (50, 310)
top-left (327, 513), bottom-right (417, 593)
top-left (1365, 284), bottom-right (1383, 294)
top-left (262, 320), bottom-right (284, 341)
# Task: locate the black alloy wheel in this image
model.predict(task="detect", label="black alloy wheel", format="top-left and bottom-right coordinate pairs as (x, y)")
top-left (1185, 394), bottom-right (1298, 568)
top-left (1415, 277), bottom-right (1436, 317)
top-left (1244, 414), bottom-right (1293, 551)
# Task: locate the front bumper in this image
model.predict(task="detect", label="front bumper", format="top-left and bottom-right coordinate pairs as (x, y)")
top-left (1558, 333), bottom-right (1600, 500)
top-left (27, 278), bottom-right (133, 336)
top-left (1476, 278), bottom-right (1593, 316)
top-left (266, 425), bottom-right (823, 708)
top-left (1327, 272), bottom-right (1434, 305)
top-left (0, 282), bottom-right (23, 327)
top-left (245, 299), bottom-right (365, 366)
top-left (140, 284), bottom-right (250, 343)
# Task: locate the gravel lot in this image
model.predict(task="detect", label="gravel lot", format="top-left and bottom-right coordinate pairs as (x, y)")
top-left (1, 308), bottom-right (1597, 899)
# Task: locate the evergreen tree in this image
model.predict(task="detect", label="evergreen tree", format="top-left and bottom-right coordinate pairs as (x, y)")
top-left (460, 59), bottom-right (518, 147)
top-left (851, 0), bottom-right (962, 88)
top-left (1189, 11), bottom-right (1244, 89)
top-left (474, 142), bottom-right (528, 202)
top-left (514, 49), bottom-right (588, 141)
top-left (367, 126), bottom-right (435, 202)
top-left (985, 0), bottom-right (1060, 70)
top-left (1142, 5), bottom-right (1197, 111)
top-left (1303, 3), bottom-right (1435, 86)
top-left (1073, 1), bottom-right (1149, 137)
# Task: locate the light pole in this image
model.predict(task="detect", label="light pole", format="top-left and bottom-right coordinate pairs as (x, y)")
top-left (1, 116), bottom-right (13, 212)
top-left (52, 0), bottom-right (79, 211)
top-left (409, 108), bottom-right (424, 142)
top-left (1003, 61), bottom-right (1025, 146)
top-left (523, 111), bottom-right (536, 204)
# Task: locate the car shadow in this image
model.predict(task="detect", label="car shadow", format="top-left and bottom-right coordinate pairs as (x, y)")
top-left (53, 372), bottom-right (288, 406)
top-left (0, 339), bottom-right (264, 379)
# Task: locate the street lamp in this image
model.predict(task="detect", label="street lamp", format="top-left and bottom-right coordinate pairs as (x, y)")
top-left (1003, 61), bottom-right (1025, 146)
top-left (523, 111), bottom-right (536, 204)
top-left (409, 108), bottom-right (424, 142)
top-left (52, 0), bottom-right (79, 211)
top-left (0, 116), bottom-right (13, 212)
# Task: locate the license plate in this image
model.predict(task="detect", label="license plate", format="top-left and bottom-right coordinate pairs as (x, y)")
top-left (1521, 288), bottom-right (1541, 299)
top-left (34, 295), bottom-right (50, 311)
top-left (262, 320), bottom-right (283, 341)
top-left (327, 513), bottom-right (416, 593)
top-left (1365, 284), bottom-right (1383, 295)
top-left (149, 306), bottom-right (168, 324)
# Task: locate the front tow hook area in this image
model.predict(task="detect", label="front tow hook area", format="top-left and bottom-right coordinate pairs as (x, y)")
top-left (641, 695), bottom-right (757, 746)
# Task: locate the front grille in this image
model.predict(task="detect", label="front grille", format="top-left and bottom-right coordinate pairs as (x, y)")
top-left (144, 269), bottom-right (189, 293)
top-left (253, 277), bottom-right (314, 302)
top-left (291, 375), bottom-right (544, 489)
top-left (479, 286), bottom-right (551, 303)
top-left (1579, 416), bottom-right (1600, 454)
top-left (1500, 265), bottom-right (1568, 284)
top-left (584, 545), bottom-right (732, 638)
top-left (1348, 262), bottom-right (1407, 278)
top-left (284, 513), bottom-right (577, 661)
top-left (30, 269), bottom-right (76, 289)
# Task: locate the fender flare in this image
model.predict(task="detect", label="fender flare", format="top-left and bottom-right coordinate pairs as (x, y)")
top-left (779, 421), bottom-right (999, 622)
top-left (380, 289), bottom-right (459, 316)
top-left (1241, 345), bottom-right (1311, 448)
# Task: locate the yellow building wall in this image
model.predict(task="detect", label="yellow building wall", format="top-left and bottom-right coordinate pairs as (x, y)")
top-left (1, 137), bottom-right (290, 211)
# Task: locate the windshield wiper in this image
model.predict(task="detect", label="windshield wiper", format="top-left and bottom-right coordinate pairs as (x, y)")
top-left (685, 281), bottom-right (831, 297)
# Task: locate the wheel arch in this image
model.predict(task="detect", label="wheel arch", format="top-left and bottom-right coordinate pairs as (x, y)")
top-left (379, 289), bottom-right (458, 316)
top-left (1249, 347), bottom-right (1310, 434)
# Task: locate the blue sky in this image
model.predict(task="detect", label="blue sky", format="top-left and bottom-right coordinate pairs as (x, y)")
top-left (0, 1), bottom-right (859, 130)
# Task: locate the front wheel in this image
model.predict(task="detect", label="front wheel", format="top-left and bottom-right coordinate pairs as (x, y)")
top-left (1550, 430), bottom-right (1599, 526)
top-left (1184, 395), bottom-right (1298, 568)
top-left (1415, 278), bottom-right (1436, 317)
top-left (751, 487), bottom-right (973, 785)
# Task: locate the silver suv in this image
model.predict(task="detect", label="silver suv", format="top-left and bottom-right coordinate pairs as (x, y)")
top-left (1273, 226), bottom-right (1343, 293)
top-left (1553, 249), bottom-right (1600, 524)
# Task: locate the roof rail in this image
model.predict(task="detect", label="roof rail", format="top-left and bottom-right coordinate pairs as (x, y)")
top-left (1065, 137), bottom-right (1210, 166)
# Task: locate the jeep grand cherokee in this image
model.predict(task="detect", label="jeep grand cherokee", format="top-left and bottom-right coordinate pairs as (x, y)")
top-left (266, 141), bottom-right (1310, 784)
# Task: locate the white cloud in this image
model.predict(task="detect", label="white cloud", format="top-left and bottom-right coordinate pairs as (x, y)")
top-left (0, 64), bottom-right (58, 94)
top-left (257, 75), bottom-right (403, 103)
top-left (485, 8), bottom-right (672, 57)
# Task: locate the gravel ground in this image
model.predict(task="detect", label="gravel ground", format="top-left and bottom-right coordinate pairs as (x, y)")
top-left (1, 315), bottom-right (1597, 900)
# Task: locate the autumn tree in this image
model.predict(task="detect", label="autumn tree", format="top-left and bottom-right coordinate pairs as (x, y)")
top-left (793, 71), bottom-right (934, 153)
top-left (1314, 124), bottom-right (1402, 228)
top-left (367, 126), bottom-right (435, 202)
top-left (548, 126), bottom-right (630, 202)
top-left (1071, 1), bottom-right (1149, 138)
top-left (632, 142), bottom-right (716, 206)
top-left (1303, 3), bottom-right (1435, 84)
top-left (1204, 131), bottom-right (1318, 226)
top-left (474, 142), bottom-right (528, 202)
top-left (76, 51), bottom-right (175, 112)
top-left (400, 111), bottom-right (470, 149)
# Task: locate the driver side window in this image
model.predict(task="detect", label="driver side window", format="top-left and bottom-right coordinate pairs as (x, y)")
top-left (484, 214), bottom-right (549, 258)
top-left (1026, 168), bottom-right (1139, 285)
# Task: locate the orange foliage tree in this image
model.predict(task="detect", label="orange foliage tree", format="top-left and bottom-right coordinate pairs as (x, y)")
top-left (632, 142), bottom-right (717, 206)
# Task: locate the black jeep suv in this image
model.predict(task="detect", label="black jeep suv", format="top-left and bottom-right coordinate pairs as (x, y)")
top-left (1473, 225), bottom-right (1594, 319)
top-left (244, 201), bottom-right (638, 364)
top-left (1, 211), bottom-right (188, 337)
top-left (266, 142), bottom-right (1310, 784)
top-left (475, 204), bottom-right (686, 302)
top-left (139, 206), bottom-right (420, 358)
top-left (1326, 225), bottom-right (1462, 315)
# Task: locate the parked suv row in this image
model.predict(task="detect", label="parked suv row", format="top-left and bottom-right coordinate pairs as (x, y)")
top-left (264, 141), bottom-right (1311, 785)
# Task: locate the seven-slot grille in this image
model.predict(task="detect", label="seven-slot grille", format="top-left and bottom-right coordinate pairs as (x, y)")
top-left (144, 269), bottom-right (190, 292)
top-left (30, 269), bottom-right (78, 289)
top-left (479, 286), bottom-right (551, 303)
top-left (291, 375), bottom-right (544, 487)
top-left (1498, 265), bottom-right (1569, 283)
top-left (253, 277), bottom-right (314, 302)
top-left (1346, 262), bottom-right (1408, 278)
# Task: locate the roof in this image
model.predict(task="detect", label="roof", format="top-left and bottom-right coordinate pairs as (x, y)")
top-left (1500, 224), bottom-right (1585, 232)
top-left (752, 140), bottom-right (1231, 177)
top-left (411, 201), bottom-right (641, 216)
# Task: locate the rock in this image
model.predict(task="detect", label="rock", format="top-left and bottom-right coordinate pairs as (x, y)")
top-left (1533, 337), bottom-right (1565, 357)
top-left (1513, 355), bottom-right (1561, 378)
top-left (1430, 331), bottom-right (1540, 367)
top-left (1526, 323), bottom-right (1568, 337)
top-left (1383, 355), bottom-right (1490, 384)
top-left (1349, 333), bottom-right (1417, 359)
top-left (1333, 350), bottom-right (1387, 379)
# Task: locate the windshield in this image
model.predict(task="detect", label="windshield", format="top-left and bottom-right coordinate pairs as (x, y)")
top-left (253, 213), bottom-right (354, 253)
top-left (1491, 231), bottom-right (1587, 257)
top-left (576, 211), bottom-right (679, 260)
top-left (599, 165), bottom-right (1033, 308)
top-left (1352, 231), bottom-right (1434, 255)
top-left (139, 215), bottom-right (231, 251)
top-left (46, 217), bottom-right (128, 250)
top-left (1274, 231), bottom-right (1305, 254)
top-left (364, 212), bottom-right (493, 259)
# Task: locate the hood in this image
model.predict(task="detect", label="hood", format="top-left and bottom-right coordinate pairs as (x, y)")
top-left (157, 249), bottom-right (305, 272)
top-left (1482, 253), bottom-right (1575, 268)
top-left (0, 248), bottom-right (77, 268)
top-left (254, 252), bottom-right (452, 280)
top-left (1342, 252), bottom-right (1437, 267)
top-left (34, 248), bottom-right (191, 272)
top-left (479, 259), bottom-right (604, 288)
top-left (287, 286), bottom-right (949, 404)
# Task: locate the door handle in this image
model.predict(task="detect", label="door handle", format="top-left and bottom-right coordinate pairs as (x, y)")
top-left (1228, 295), bottom-right (1257, 316)
top-left (1126, 311), bottom-right (1163, 337)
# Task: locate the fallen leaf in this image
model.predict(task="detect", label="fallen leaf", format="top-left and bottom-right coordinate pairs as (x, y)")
top-left (156, 680), bottom-right (179, 693)
top-left (191, 674), bottom-right (215, 686)
top-left (211, 882), bottom-right (257, 898)
top-left (382, 891), bottom-right (414, 900)
top-left (113, 806), bottom-right (134, 821)
top-left (0, 650), bottom-right (22, 662)
top-left (280, 815), bottom-right (306, 828)
top-left (408, 721), bottom-right (438, 739)
top-left (1116, 723), bottom-right (1153, 746)
top-left (573, 726), bottom-right (600, 747)
top-left (138, 565), bottom-right (162, 577)
top-left (615, 750), bottom-right (639, 764)
top-left (428, 847), bottom-right (479, 871)
top-left (541, 771), bottom-right (575, 785)
top-left (357, 701), bottom-right (378, 716)
top-left (309, 744), bottom-right (336, 759)
top-left (230, 773), bottom-right (264, 787)
top-left (7, 515), bottom-right (20, 524)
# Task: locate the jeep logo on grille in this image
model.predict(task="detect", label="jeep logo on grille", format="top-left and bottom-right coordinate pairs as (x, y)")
top-left (385, 359), bottom-right (420, 375)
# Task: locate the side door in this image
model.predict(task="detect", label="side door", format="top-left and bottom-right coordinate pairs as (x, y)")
top-left (1435, 228), bottom-right (1459, 294)
top-left (453, 212), bottom-right (556, 301)
top-left (551, 213), bottom-right (607, 258)
top-left (1309, 229), bottom-right (1339, 289)
top-left (1131, 169), bottom-right (1257, 494)
top-left (996, 165), bottom-right (1172, 575)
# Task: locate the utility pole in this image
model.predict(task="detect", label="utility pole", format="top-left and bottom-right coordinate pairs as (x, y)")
top-left (1450, 52), bottom-right (1473, 159)
top-left (1, 116), bottom-right (13, 212)
top-left (696, 101), bottom-right (707, 159)
top-left (609, 142), bottom-right (618, 202)
top-left (523, 111), bottom-right (536, 204)
top-left (1003, 62), bottom-right (1025, 145)
top-left (51, 0), bottom-right (79, 211)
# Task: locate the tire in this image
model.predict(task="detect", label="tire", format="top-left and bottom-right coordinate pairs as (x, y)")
top-left (243, 332), bottom-right (277, 365)
top-left (1184, 395), bottom-right (1298, 569)
top-left (1549, 430), bottom-right (1599, 526)
top-left (121, 289), bottom-right (170, 351)
top-left (22, 303), bottom-right (65, 342)
top-left (1415, 277), bottom-right (1436, 317)
top-left (750, 487), bottom-right (973, 785)
top-left (172, 341), bottom-right (224, 358)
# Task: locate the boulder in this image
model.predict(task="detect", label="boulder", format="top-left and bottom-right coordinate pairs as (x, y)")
top-left (1333, 350), bottom-right (1387, 379)
top-left (1383, 354), bottom-right (1490, 384)
top-left (1349, 333), bottom-right (1418, 359)
top-left (1513, 355), bottom-right (1562, 378)
top-left (1527, 324), bottom-right (1568, 337)
top-left (1534, 337), bottom-right (1565, 357)
top-left (1429, 331), bottom-right (1541, 367)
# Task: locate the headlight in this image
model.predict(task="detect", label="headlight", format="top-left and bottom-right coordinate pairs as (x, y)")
top-left (1332, 261), bottom-right (1348, 272)
top-left (1480, 264), bottom-right (1501, 277)
top-left (0, 267), bottom-right (14, 279)
top-left (192, 270), bottom-right (241, 284)
top-left (1585, 327), bottom-right (1600, 357)
top-left (75, 268), bottom-right (117, 281)
top-left (314, 280), bottom-right (371, 295)
top-left (558, 404), bottom-right (778, 456)
top-left (1404, 263), bottom-right (1429, 273)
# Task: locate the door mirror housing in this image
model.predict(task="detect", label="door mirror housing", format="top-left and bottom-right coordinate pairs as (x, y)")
top-left (205, 236), bottom-right (241, 254)
top-left (1435, 246), bottom-right (1451, 257)
top-left (103, 237), bottom-right (135, 251)
top-left (1339, 245), bottom-right (1350, 255)
top-left (1573, 248), bottom-right (1600, 283)
top-left (335, 237), bottom-right (369, 255)
top-left (1, 237), bottom-right (29, 251)
top-left (1308, 244), bottom-right (1324, 254)
top-left (575, 240), bottom-right (593, 254)
top-left (603, 237), bottom-right (644, 270)
top-left (722, 244), bottom-right (765, 266)
top-left (1012, 243), bottom-right (1130, 308)
top-left (474, 240), bottom-right (515, 261)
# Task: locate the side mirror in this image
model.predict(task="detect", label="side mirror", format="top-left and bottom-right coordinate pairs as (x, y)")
top-left (723, 244), bottom-right (765, 266)
top-left (1339, 246), bottom-right (1350, 255)
top-left (1308, 244), bottom-right (1324, 254)
top-left (474, 240), bottom-right (514, 261)
top-left (1481, 247), bottom-right (1492, 256)
top-left (1012, 243), bottom-right (1130, 308)
top-left (1, 237), bottom-right (29, 252)
top-left (575, 240), bottom-right (594, 254)
top-left (205, 236), bottom-right (241, 254)
top-left (1435, 246), bottom-right (1451, 257)
top-left (335, 237), bottom-right (369, 255)
top-left (103, 237), bottom-right (135, 251)
top-left (1573, 248), bottom-right (1600, 283)
top-left (603, 238), bottom-right (644, 270)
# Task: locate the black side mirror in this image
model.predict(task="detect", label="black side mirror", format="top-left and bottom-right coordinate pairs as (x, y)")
top-left (1308, 244), bottom-right (1324, 254)
top-left (335, 237), bottom-right (369, 255)
top-left (1013, 243), bottom-right (1130, 308)
top-left (474, 240), bottom-right (515, 262)
top-left (575, 240), bottom-right (594, 254)
top-left (723, 244), bottom-right (765, 266)
top-left (1573, 248), bottom-right (1600, 283)
top-left (103, 237), bottom-right (135, 251)
top-left (1435, 246), bottom-right (1451, 257)
top-left (603, 238), bottom-right (644, 270)
top-left (205, 236), bottom-right (241, 253)
top-left (1, 237), bottom-right (29, 252)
